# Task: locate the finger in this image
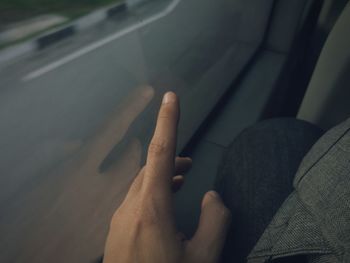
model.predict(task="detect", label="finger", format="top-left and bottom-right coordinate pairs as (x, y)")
top-left (143, 92), bottom-right (179, 194)
top-left (128, 172), bottom-right (184, 200)
top-left (189, 191), bottom-right (231, 262)
top-left (175, 157), bottom-right (192, 175)
top-left (176, 232), bottom-right (188, 242)
top-left (128, 157), bottom-right (191, 197)
top-left (172, 175), bottom-right (184, 192)
top-left (126, 166), bottom-right (146, 199)
top-left (87, 86), bottom-right (154, 169)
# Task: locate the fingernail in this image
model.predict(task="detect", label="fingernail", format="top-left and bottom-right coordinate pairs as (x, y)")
top-left (208, 190), bottom-right (221, 200)
top-left (202, 191), bottom-right (222, 208)
top-left (162, 92), bottom-right (176, 104)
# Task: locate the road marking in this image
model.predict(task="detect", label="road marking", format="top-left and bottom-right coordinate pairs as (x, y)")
top-left (23, 0), bottom-right (180, 82)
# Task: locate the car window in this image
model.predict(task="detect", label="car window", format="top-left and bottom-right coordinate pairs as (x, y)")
top-left (0, 0), bottom-right (274, 262)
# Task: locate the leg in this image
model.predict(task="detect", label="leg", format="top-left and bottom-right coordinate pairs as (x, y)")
top-left (215, 118), bottom-right (324, 263)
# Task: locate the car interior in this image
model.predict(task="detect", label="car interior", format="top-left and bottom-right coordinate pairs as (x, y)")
top-left (0, 0), bottom-right (349, 262)
top-left (176, 0), bottom-right (350, 237)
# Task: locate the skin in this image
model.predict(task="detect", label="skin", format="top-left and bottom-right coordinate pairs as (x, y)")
top-left (103, 92), bottom-right (232, 263)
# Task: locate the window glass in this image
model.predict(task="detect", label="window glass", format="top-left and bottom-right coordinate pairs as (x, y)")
top-left (0, 0), bottom-right (274, 262)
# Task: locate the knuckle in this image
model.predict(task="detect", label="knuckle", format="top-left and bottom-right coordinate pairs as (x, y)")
top-left (148, 139), bottom-right (169, 155)
top-left (134, 199), bottom-right (160, 227)
top-left (110, 198), bottom-right (162, 230)
top-left (158, 112), bottom-right (172, 120)
top-left (159, 105), bottom-right (174, 119)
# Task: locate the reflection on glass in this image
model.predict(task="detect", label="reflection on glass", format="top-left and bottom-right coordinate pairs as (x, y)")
top-left (0, 0), bottom-right (273, 262)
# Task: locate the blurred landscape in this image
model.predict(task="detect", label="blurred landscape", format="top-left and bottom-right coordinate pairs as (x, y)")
top-left (0, 0), bottom-right (124, 49)
top-left (0, 0), bottom-right (122, 28)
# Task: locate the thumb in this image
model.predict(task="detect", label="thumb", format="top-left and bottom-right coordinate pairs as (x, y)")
top-left (188, 191), bottom-right (231, 262)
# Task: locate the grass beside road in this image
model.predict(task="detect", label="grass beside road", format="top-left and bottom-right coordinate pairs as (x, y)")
top-left (0, 0), bottom-right (123, 29)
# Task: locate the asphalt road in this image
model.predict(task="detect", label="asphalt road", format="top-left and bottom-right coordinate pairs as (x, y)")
top-left (0, 0), bottom-right (273, 262)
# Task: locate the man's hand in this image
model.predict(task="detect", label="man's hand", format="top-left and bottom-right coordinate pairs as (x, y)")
top-left (103, 92), bottom-right (231, 263)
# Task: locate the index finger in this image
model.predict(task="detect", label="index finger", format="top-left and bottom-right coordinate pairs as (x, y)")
top-left (143, 92), bottom-right (179, 193)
